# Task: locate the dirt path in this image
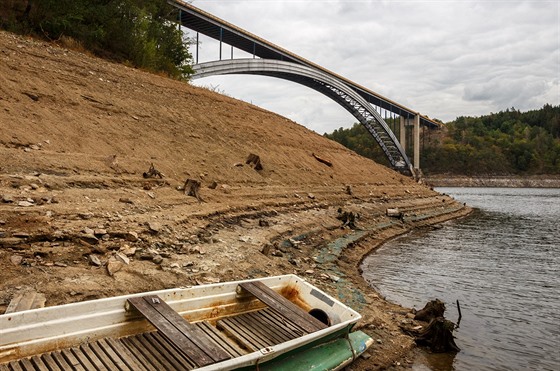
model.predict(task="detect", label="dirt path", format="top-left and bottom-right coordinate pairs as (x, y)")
top-left (0, 30), bottom-right (471, 369)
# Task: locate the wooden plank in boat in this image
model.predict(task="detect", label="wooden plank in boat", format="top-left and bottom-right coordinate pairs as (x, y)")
top-left (121, 336), bottom-right (166, 371)
top-left (5, 292), bottom-right (46, 314)
top-left (0, 364), bottom-right (10, 371)
top-left (70, 347), bottom-right (97, 370)
top-left (238, 281), bottom-right (327, 333)
top-left (96, 338), bottom-right (132, 371)
top-left (196, 322), bottom-right (245, 357)
top-left (60, 349), bottom-right (85, 370)
top-left (105, 338), bottom-right (145, 370)
top-left (39, 354), bottom-right (61, 371)
top-left (30, 356), bottom-right (49, 371)
top-left (79, 344), bottom-right (108, 371)
top-left (127, 295), bottom-right (230, 367)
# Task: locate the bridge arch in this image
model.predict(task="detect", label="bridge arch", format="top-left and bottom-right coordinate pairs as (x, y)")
top-left (192, 59), bottom-right (412, 172)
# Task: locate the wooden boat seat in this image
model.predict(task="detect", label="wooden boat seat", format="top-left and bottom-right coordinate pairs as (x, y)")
top-left (127, 295), bottom-right (231, 368)
top-left (238, 281), bottom-right (328, 334)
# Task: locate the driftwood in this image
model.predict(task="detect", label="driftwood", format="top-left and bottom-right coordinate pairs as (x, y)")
top-left (143, 163), bottom-right (163, 179)
top-left (312, 153), bottom-right (333, 167)
top-left (246, 153), bottom-right (263, 170)
top-left (183, 179), bottom-right (203, 201)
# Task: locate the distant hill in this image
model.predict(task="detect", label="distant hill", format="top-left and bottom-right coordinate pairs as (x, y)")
top-left (325, 105), bottom-right (560, 176)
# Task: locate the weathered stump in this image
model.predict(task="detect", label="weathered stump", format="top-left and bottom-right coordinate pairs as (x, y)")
top-left (143, 163), bottom-right (163, 178)
top-left (414, 299), bottom-right (446, 322)
top-left (246, 153), bottom-right (263, 170)
top-left (183, 179), bottom-right (203, 201)
top-left (415, 317), bottom-right (460, 353)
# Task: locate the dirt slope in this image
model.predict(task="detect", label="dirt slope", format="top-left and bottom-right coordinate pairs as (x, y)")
top-left (0, 31), bottom-right (470, 369)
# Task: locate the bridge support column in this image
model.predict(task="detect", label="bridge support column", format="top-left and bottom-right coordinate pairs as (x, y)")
top-left (413, 114), bottom-right (420, 173)
top-left (399, 116), bottom-right (406, 150)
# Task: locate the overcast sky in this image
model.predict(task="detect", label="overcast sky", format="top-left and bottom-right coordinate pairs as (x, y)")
top-left (187, 0), bottom-right (559, 134)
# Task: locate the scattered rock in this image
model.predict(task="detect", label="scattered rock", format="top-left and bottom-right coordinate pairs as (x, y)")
top-left (10, 255), bottom-right (23, 266)
top-left (152, 254), bottom-right (163, 264)
top-left (115, 252), bottom-right (130, 265)
top-left (119, 197), bottom-right (134, 204)
top-left (1, 195), bottom-right (14, 203)
top-left (307, 193), bottom-right (315, 200)
top-left (54, 262), bottom-right (68, 267)
top-left (125, 231), bottom-right (139, 242)
top-left (119, 245), bottom-right (136, 256)
top-left (17, 200), bottom-right (34, 207)
top-left (147, 222), bottom-right (161, 234)
top-left (258, 219), bottom-right (270, 227)
top-left (78, 212), bottom-right (94, 220)
top-left (271, 250), bottom-right (283, 257)
top-left (13, 232), bottom-right (30, 238)
top-left (106, 259), bottom-right (124, 276)
top-left (208, 181), bottom-right (218, 189)
top-left (88, 255), bottom-right (102, 267)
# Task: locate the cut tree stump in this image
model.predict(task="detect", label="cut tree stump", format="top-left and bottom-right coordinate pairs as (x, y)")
top-left (415, 317), bottom-right (460, 353)
top-left (414, 299), bottom-right (446, 322)
top-left (246, 153), bottom-right (263, 170)
top-left (184, 179), bottom-right (203, 201)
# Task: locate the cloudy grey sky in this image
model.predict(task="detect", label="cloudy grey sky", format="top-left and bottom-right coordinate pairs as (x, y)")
top-left (187, 0), bottom-right (559, 134)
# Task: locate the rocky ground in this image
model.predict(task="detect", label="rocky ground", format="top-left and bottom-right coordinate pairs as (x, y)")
top-left (0, 30), bottom-right (471, 369)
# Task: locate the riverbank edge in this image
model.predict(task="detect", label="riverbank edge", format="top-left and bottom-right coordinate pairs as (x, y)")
top-left (331, 203), bottom-right (474, 369)
top-left (424, 175), bottom-right (560, 188)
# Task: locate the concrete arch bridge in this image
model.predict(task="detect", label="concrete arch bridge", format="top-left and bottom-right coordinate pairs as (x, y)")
top-left (169, 0), bottom-right (442, 175)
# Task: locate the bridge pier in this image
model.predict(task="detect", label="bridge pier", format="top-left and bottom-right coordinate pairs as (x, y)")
top-left (414, 114), bottom-right (420, 172)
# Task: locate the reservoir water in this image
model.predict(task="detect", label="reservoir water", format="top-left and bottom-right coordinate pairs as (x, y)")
top-left (361, 187), bottom-right (560, 370)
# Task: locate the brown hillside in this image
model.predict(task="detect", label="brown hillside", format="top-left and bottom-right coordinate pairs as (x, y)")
top-left (0, 31), bottom-right (470, 369)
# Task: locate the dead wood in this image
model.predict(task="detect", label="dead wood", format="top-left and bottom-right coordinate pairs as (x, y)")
top-left (143, 163), bottom-right (163, 179)
top-left (312, 153), bottom-right (333, 167)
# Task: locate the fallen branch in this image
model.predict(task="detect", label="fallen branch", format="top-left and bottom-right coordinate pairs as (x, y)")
top-left (312, 153), bottom-right (332, 167)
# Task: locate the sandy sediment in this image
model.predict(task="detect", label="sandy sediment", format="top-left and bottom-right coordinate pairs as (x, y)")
top-left (0, 30), bottom-right (471, 369)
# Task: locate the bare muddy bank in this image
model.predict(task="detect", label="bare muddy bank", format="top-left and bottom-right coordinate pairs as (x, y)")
top-left (424, 175), bottom-right (560, 188)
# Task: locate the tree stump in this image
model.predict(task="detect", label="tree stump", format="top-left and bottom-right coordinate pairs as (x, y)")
top-left (143, 163), bottom-right (163, 178)
top-left (415, 317), bottom-right (460, 353)
top-left (183, 179), bottom-right (203, 201)
top-left (414, 299), bottom-right (446, 322)
top-left (246, 153), bottom-right (263, 170)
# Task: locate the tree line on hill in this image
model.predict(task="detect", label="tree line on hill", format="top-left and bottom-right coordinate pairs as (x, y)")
top-left (324, 105), bottom-right (560, 176)
top-left (0, 0), bottom-right (193, 78)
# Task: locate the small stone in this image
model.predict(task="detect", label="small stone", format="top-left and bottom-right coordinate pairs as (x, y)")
top-left (94, 229), bottom-right (107, 236)
top-left (2, 195), bottom-right (14, 203)
top-left (106, 259), bottom-right (124, 276)
top-left (120, 245), bottom-right (136, 256)
top-left (30, 183), bottom-right (40, 190)
top-left (78, 212), bottom-right (94, 220)
top-left (119, 197), bottom-right (133, 204)
top-left (271, 250), bottom-right (283, 257)
top-left (208, 181), bottom-right (218, 189)
top-left (239, 236), bottom-right (250, 243)
top-left (17, 201), bottom-right (34, 207)
top-left (183, 261), bottom-right (194, 267)
top-left (146, 192), bottom-right (155, 199)
top-left (152, 254), bottom-right (163, 264)
top-left (305, 269), bottom-right (314, 274)
top-left (54, 262), bottom-right (68, 267)
top-left (83, 227), bottom-right (95, 235)
top-left (10, 255), bottom-right (23, 266)
top-left (88, 254), bottom-right (102, 267)
top-left (115, 252), bottom-right (130, 265)
top-left (376, 339), bottom-right (383, 344)
top-left (125, 231), bottom-right (139, 242)
top-left (169, 263), bottom-right (180, 269)
top-left (147, 222), bottom-right (161, 234)
top-left (307, 193), bottom-right (315, 200)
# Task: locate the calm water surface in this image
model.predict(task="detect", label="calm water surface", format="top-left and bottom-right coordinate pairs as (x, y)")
top-left (361, 187), bottom-right (560, 370)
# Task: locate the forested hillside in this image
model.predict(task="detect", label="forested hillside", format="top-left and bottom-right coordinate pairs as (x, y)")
top-left (325, 105), bottom-right (560, 175)
top-left (0, 0), bottom-right (192, 77)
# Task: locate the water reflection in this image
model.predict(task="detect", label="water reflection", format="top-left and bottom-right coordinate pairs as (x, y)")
top-left (362, 188), bottom-right (560, 370)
